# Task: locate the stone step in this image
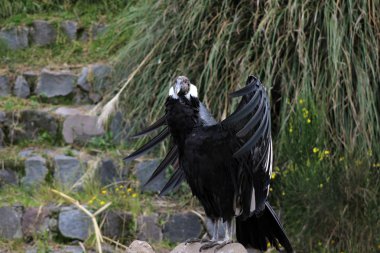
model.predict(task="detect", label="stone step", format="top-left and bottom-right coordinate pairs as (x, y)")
top-left (0, 20), bottom-right (107, 50)
top-left (0, 63), bottom-right (113, 104)
top-left (0, 105), bottom-right (128, 147)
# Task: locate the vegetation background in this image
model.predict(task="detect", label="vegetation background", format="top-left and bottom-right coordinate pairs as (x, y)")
top-left (1, 0), bottom-right (379, 252)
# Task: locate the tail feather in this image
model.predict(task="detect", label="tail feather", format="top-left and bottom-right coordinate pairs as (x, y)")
top-left (236, 202), bottom-right (293, 253)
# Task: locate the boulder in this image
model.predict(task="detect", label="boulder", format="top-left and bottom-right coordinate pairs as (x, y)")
top-left (171, 242), bottom-right (247, 253)
top-left (36, 69), bottom-right (76, 98)
top-left (135, 160), bottom-right (166, 193)
top-left (0, 26), bottom-right (29, 50)
top-left (21, 156), bottom-right (48, 187)
top-left (0, 206), bottom-right (23, 239)
top-left (6, 110), bottom-right (59, 144)
top-left (13, 75), bottom-right (31, 98)
top-left (31, 20), bottom-right (56, 46)
top-left (101, 211), bottom-right (133, 242)
top-left (54, 155), bottom-right (85, 189)
top-left (97, 159), bottom-right (119, 186)
top-left (23, 71), bottom-right (39, 91)
top-left (0, 75), bottom-right (10, 97)
top-left (110, 111), bottom-right (128, 144)
top-left (163, 212), bottom-right (202, 243)
top-left (77, 67), bottom-right (90, 91)
top-left (61, 20), bottom-right (78, 41)
top-left (0, 128), bottom-right (4, 148)
top-left (22, 207), bottom-right (50, 238)
top-left (128, 240), bottom-right (155, 253)
top-left (0, 169), bottom-right (18, 187)
top-left (58, 206), bottom-right (92, 241)
top-left (137, 214), bottom-right (162, 242)
top-left (89, 63), bottom-right (112, 94)
top-left (62, 115), bottom-right (104, 144)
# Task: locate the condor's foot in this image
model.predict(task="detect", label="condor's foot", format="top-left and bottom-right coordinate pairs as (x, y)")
top-left (185, 238), bottom-right (210, 244)
top-left (198, 240), bottom-right (233, 252)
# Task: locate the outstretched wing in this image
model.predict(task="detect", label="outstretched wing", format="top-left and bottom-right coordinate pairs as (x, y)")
top-left (124, 102), bottom-right (217, 195)
top-left (220, 75), bottom-right (272, 217)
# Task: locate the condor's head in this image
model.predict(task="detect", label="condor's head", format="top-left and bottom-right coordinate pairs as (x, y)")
top-left (166, 76), bottom-right (200, 139)
top-left (168, 76), bottom-right (198, 101)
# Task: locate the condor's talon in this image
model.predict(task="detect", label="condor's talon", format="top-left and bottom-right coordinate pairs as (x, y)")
top-left (198, 241), bottom-right (219, 251)
top-left (185, 238), bottom-right (210, 245)
top-left (214, 240), bottom-right (233, 252)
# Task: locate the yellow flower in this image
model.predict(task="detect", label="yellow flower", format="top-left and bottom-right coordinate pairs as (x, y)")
top-left (319, 183), bottom-right (323, 188)
top-left (127, 188), bottom-right (132, 193)
top-left (281, 191), bottom-right (286, 196)
top-left (132, 193), bottom-right (138, 198)
top-left (100, 201), bottom-right (106, 206)
top-left (271, 172), bottom-right (276, 180)
top-left (88, 200), bottom-right (93, 204)
top-left (101, 190), bottom-right (107, 195)
top-left (289, 127), bottom-right (293, 133)
top-left (339, 156), bottom-right (344, 161)
top-left (299, 99), bottom-right (304, 105)
top-left (313, 147), bottom-right (319, 153)
top-left (115, 188), bottom-right (119, 192)
top-left (307, 118), bottom-right (311, 124)
top-left (324, 150), bottom-right (330, 155)
top-left (269, 188), bottom-right (273, 192)
top-left (267, 241), bottom-right (271, 248)
top-left (318, 241), bottom-right (322, 246)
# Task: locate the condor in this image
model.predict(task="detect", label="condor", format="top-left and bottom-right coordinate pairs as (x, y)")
top-left (125, 75), bottom-right (293, 252)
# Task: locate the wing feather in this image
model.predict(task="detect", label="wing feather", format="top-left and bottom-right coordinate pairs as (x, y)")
top-left (143, 145), bottom-right (178, 187)
top-left (124, 127), bottom-right (170, 162)
top-left (130, 115), bottom-right (166, 138)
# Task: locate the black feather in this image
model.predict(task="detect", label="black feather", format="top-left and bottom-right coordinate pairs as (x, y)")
top-left (130, 115), bottom-right (166, 138)
top-left (143, 145), bottom-right (178, 187)
top-left (124, 128), bottom-right (170, 162)
top-left (159, 168), bottom-right (185, 196)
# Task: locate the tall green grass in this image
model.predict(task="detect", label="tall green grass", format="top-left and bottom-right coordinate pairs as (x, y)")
top-left (101, 0), bottom-right (379, 251)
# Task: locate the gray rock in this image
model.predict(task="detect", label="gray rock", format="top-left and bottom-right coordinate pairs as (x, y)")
top-left (23, 71), bottom-right (39, 91)
top-left (22, 207), bottom-right (50, 238)
top-left (0, 169), bottom-right (18, 187)
top-left (0, 206), bottom-right (23, 239)
top-left (171, 242), bottom-right (247, 253)
top-left (31, 20), bottom-right (56, 46)
top-left (90, 64), bottom-right (112, 94)
top-left (73, 88), bottom-right (91, 104)
top-left (0, 128), bottom-right (4, 148)
top-left (58, 206), bottom-right (92, 241)
top-left (128, 240), bottom-right (155, 253)
top-left (18, 148), bottom-right (35, 158)
top-left (62, 115), bottom-right (104, 144)
top-left (13, 75), bottom-right (31, 98)
top-left (54, 155), bottom-right (85, 189)
top-left (0, 26), bottom-right (29, 50)
top-left (36, 69), bottom-right (76, 98)
top-left (97, 159), bottom-right (119, 186)
top-left (101, 211), bottom-right (133, 242)
top-left (25, 247), bottom-right (38, 253)
top-left (0, 75), bottom-right (10, 97)
top-left (21, 156), bottom-right (48, 187)
top-left (61, 21), bottom-right (78, 41)
top-left (90, 23), bottom-right (108, 39)
top-left (77, 67), bottom-right (90, 91)
top-left (110, 111), bottom-right (128, 144)
top-left (137, 214), bottom-right (162, 242)
top-left (88, 92), bottom-right (102, 103)
top-left (6, 110), bottom-right (59, 144)
top-left (163, 212), bottom-right (202, 243)
top-left (0, 111), bottom-right (6, 123)
top-left (135, 160), bottom-right (166, 192)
